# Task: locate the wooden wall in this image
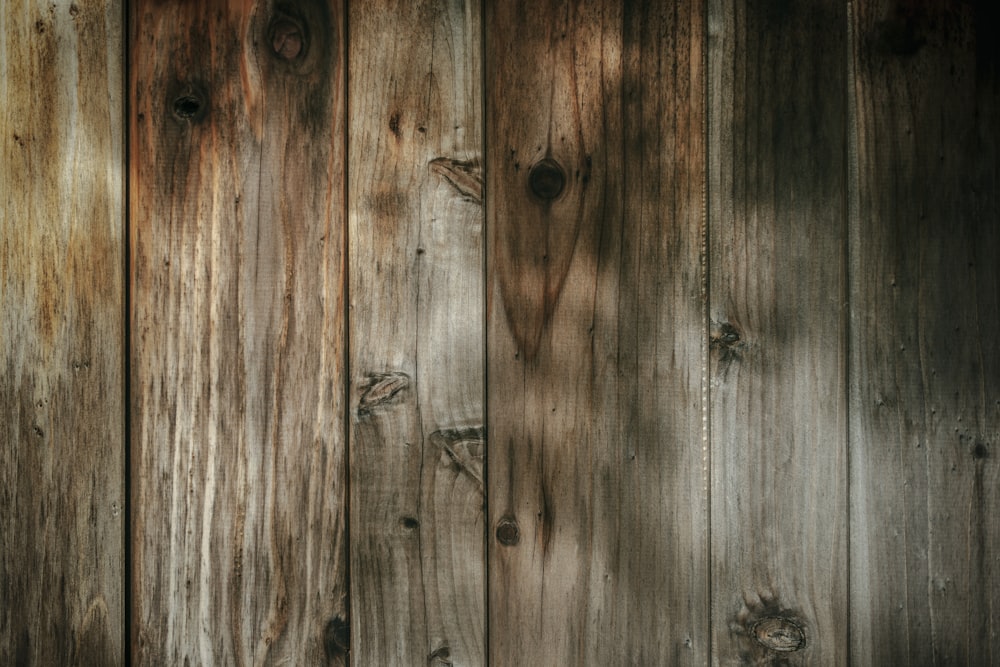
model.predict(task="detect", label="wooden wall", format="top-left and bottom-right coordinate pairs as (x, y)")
top-left (1, 1), bottom-right (997, 665)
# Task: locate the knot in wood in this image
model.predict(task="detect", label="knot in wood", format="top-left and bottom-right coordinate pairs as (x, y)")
top-left (528, 159), bottom-right (565, 200)
top-left (323, 615), bottom-right (350, 658)
top-left (269, 17), bottom-right (304, 60)
top-left (170, 82), bottom-right (208, 123)
top-left (751, 616), bottom-right (805, 652)
top-left (173, 95), bottom-right (202, 120)
top-left (496, 517), bottom-right (520, 546)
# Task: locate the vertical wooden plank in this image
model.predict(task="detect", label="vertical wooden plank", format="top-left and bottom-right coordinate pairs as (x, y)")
top-left (849, 2), bottom-right (1000, 663)
top-left (347, 1), bottom-right (484, 664)
top-left (0, 0), bottom-right (124, 663)
top-left (707, 0), bottom-right (848, 663)
top-left (487, 1), bottom-right (708, 663)
top-left (131, 1), bottom-right (347, 663)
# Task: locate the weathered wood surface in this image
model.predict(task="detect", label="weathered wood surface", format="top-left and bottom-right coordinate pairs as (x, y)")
top-left (347, 0), bottom-right (484, 665)
top-left (130, 1), bottom-right (348, 663)
top-left (487, 1), bottom-right (708, 663)
top-left (848, 1), bottom-right (1000, 664)
top-left (0, 1), bottom-right (124, 664)
top-left (707, 0), bottom-right (848, 663)
top-left (5, 2), bottom-right (1000, 663)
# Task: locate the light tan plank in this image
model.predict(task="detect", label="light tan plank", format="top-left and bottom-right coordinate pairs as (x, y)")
top-left (487, 1), bottom-right (709, 663)
top-left (707, 0), bottom-right (848, 663)
top-left (849, 2), bottom-right (1000, 663)
top-left (130, 1), bottom-right (348, 663)
top-left (0, 0), bottom-right (124, 663)
top-left (347, 1), bottom-right (484, 664)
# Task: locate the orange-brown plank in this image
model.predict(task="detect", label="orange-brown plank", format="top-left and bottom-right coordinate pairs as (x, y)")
top-left (849, 1), bottom-right (1000, 663)
top-left (707, 0), bottom-right (849, 663)
top-left (0, 1), bottom-right (125, 663)
top-left (130, 1), bottom-right (348, 663)
top-left (347, 1), bottom-right (485, 665)
top-left (487, 1), bottom-right (709, 662)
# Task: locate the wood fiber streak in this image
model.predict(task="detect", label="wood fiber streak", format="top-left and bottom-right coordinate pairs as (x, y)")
top-left (347, 1), bottom-right (484, 665)
top-left (0, 1), bottom-right (124, 663)
top-left (130, 1), bottom-right (347, 663)
top-left (707, 0), bottom-right (848, 663)
top-left (487, 1), bottom-right (708, 663)
top-left (849, 2), bottom-right (1000, 664)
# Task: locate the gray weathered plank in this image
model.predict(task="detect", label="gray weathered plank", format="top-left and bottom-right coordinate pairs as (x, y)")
top-left (347, 1), bottom-right (484, 665)
top-left (707, 0), bottom-right (848, 663)
top-left (487, 1), bottom-right (709, 663)
top-left (848, 1), bottom-right (1000, 664)
top-left (130, 1), bottom-right (348, 663)
top-left (0, 0), bottom-right (125, 663)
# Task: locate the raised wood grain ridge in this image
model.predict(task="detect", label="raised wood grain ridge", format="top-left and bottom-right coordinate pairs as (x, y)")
top-left (849, 1), bottom-right (1000, 664)
top-left (3, 1), bottom-right (999, 663)
top-left (130, 1), bottom-right (347, 663)
top-left (1, 1), bottom-right (125, 664)
top-left (348, 1), bottom-right (485, 665)
top-left (708, 0), bottom-right (849, 663)
top-left (487, 1), bottom-right (708, 663)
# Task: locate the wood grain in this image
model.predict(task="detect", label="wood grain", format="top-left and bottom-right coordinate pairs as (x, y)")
top-left (848, 1), bottom-right (1000, 664)
top-left (707, 0), bottom-right (848, 663)
top-left (487, 1), bottom-right (708, 663)
top-left (0, 1), bottom-right (124, 663)
top-left (347, 1), bottom-right (484, 664)
top-left (130, 1), bottom-right (347, 663)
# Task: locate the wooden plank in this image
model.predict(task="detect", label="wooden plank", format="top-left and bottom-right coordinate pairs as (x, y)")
top-left (486, 1), bottom-right (708, 663)
top-left (130, 1), bottom-right (348, 663)
top-left (707, 0), bottom-right (848, 663)
top-left (347, 1), bottom-right (484, 664)
top-left (848, 2), bottom-right (1000, 663)
top-left (0, 1), bottom-right (124, 663)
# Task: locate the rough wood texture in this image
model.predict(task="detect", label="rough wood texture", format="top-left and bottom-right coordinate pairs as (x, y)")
top-left (348, 1), bottom-right (484, 665)
top-left (0, 1), bottom-right (124, 663)
top-left (487, 1), bottom-right (708, 663)
top-left (849, 1), bottom-right (1000, 664)
top-left (707, 0), bottom-right (848, 663)
top-left (130, 1), bottom-right (347, 663)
